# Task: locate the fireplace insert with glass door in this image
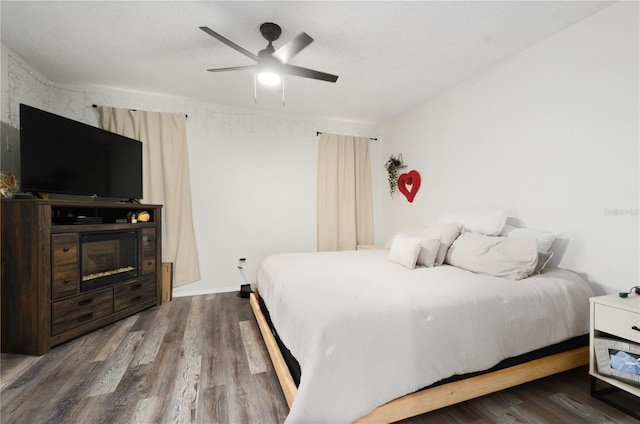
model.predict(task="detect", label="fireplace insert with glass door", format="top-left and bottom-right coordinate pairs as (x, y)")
top-left (80, 231), bottom-right (139, 292)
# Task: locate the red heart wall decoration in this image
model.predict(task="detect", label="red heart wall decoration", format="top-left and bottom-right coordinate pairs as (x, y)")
top-left (397, 170), bottom-right (421, 203)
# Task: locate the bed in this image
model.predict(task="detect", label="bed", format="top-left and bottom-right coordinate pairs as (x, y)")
top-left (250, 222), bottom-right (594, 423)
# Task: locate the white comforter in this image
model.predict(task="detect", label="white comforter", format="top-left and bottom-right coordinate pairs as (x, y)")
top-left (254, 250), bottom-right (594, 423)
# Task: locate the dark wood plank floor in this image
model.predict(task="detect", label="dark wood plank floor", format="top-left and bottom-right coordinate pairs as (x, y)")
top-left (1, 293), bottom-right (638, 423)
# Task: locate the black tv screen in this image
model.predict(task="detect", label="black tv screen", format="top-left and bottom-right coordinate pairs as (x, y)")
top-left (19, 104), bottom-right (142, 200)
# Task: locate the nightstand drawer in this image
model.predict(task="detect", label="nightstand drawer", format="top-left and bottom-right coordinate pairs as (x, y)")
top-left (595, 303), bottom-right (640, 343)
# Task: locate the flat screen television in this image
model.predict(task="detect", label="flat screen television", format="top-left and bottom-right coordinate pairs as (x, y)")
top-left (19, 104), bottom-right (143, 200)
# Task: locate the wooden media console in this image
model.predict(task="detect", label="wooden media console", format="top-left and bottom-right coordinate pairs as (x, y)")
top-left (1, 199), bottom-right (163, 355)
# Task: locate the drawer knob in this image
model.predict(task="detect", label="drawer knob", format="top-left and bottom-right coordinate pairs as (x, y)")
top-left (63, 247), bottom-right (70, 252)
top-left (633, 325), bottom-right (640, 332)
top-left (63, 279), bottom-right (70, 284)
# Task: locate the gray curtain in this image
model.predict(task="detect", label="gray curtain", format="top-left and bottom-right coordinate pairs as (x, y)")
top-left (317, 133), bottom-right (373, 251)
top-left (98, 106), bottom-right (200, 287)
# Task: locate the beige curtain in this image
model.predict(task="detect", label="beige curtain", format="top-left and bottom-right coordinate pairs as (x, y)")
top-left (98, 106), bottom-right (200, 287)
top-left (317, 133), bottom-right (373, 251)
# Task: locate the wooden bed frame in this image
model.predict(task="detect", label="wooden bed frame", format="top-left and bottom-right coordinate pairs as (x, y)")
top-left (250, 293), bottom-right (589, 423)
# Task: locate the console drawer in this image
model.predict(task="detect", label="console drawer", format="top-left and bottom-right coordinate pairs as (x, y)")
top-left (52, 233), bottom-right (78, 266)
top-left (114, 276), bottom-right (156, 311)
top-left (595, 303), bottom-right (640, 343)
top-left (52, 263), bottom-right (79, 299)
top-left (51, 288), bottom-right (113, 335)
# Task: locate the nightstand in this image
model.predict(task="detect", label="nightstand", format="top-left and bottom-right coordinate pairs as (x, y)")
top-left (589, 293), bottom-right (640, 419)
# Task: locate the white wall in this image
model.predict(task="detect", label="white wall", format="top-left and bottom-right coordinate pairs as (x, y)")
top-left (377, 2), bottom-right (639, 295)
top-left (4, 2), bottom-right (637, 297)
top-left (1, 44), bottom-right (379, 296)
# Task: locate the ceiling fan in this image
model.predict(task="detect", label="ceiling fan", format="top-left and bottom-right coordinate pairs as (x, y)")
top-left (199, 23), bottom-right (339, 86)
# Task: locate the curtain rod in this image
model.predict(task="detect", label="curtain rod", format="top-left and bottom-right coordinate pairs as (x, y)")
top-left (92, 104), bottom-right (187, 118)
top-left (316, 131), bottom-right (377, 141)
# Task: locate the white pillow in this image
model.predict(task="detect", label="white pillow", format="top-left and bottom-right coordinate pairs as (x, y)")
top-left (386, 223), bottom-right (461, 266)
top-left (438, 207), bottom-right (507, 236)
top-left (388, 236), bottom-right (422, 269)
top-left (445, 232), bottom-right (538, 280)
top-left (420, 223), bottom-right (462, 266)
top-left (500, 225), bottom-right (557, 253)
top-left (417, 239), bottom-right (441, 268)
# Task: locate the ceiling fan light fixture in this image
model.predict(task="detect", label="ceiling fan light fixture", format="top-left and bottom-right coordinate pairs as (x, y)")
top-left (257, 54), bottom-right (282, 86)
top-left (258, 70), bottom-right (281, 86)
top-left (201, 22), bottom-right (339, 89)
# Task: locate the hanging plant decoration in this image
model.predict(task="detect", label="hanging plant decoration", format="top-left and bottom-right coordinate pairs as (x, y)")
top-left (385, 154), bottom-right (404, 198)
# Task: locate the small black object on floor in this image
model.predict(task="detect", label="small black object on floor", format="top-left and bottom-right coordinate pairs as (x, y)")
top-left (238, 284), bottom-right (252, 298)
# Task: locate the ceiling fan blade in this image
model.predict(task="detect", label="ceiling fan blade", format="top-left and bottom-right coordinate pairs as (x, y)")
top-left (199, 26), bottom-right (258, 61)
top-left (206, 65), bottom-right (257, 72)
top-left (272, 32), bottom-right (314, 64)
top-left (282, 64), bottom-right (339, 83)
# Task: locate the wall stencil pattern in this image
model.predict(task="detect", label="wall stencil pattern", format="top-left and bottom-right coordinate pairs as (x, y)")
top-left (7, 54), bottom-right (55, 127)
top-left (7, 54), bottom-right (371, 143)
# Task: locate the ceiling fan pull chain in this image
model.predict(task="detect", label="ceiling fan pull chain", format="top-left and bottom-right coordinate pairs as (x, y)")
top-left (254, 73), bottom-right (258, 104)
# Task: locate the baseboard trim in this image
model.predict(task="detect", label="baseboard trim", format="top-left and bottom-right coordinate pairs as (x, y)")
top-left (172, 285), bottom-right (240, 298)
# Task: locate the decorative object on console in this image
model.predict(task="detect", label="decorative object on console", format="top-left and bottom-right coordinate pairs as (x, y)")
top-left (397, 169), bottom-right (421, 203)
top-left (0, 172), bottom-right (17, 198)
top-left (384, 154), bottom-right (405, 198)
top-left (137, 211), bottom-right (150, 222)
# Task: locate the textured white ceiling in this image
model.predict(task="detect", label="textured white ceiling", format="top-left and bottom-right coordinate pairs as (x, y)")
top-left (1, 1), bottom-right (613, 123)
